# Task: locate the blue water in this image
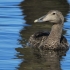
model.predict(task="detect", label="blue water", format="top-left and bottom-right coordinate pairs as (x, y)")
top-left (0, 0), bottom-right (70, 70)
top-left (0, 0), bottom-right (26, 70)
top-left (67, 0), bottom-right (70, 4)
top-left (61, 11), bottom-right (70, 70)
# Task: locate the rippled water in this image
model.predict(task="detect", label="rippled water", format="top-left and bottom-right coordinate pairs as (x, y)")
top-left (61, 11), bottom-right (70, 70)
top-left (0, 0), bottom-right (70, 70)
top-left (0, 0), bottom-right (25, 70)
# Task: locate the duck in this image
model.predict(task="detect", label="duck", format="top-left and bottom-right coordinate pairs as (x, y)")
top-left (28, 10), bottom-right (69, 50)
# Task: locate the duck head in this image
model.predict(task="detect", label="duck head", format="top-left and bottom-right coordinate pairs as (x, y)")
top-left (34, 10), bottom-right (64, 24)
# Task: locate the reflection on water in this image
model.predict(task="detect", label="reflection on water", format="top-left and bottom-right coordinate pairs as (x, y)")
top-left (0, 0), bottom-right (70, 70)
top-left (16, 47), bottom-right (68, 70)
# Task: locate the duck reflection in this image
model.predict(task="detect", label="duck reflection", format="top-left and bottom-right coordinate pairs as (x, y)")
top-left (16, 47), bottom-right (67, 70)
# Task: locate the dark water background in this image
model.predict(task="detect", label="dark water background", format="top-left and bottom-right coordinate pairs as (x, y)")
top-left (0, 0), bottom-right (70, 70)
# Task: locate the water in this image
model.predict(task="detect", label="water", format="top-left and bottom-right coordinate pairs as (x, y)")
top-left (0, 0), bottom-right (70, 70)
top-left (61, 10), bottom-right (70, 70)
top-left (0, 0), bottom-right (26, 70)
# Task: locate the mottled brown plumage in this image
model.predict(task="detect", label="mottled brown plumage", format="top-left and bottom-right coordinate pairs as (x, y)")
top-left (29, 10), bottom-right (69, 50)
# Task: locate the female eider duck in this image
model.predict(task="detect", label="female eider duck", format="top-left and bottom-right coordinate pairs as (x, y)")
top-left (29, 10), bottom-right (69, 50)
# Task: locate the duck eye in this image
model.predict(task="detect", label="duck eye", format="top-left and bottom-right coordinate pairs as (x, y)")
top-left (52, 13), bottom-right (55, 15)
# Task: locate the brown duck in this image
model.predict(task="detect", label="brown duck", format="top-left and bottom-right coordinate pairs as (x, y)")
top-left (29, 10), bottom-right (69, 50)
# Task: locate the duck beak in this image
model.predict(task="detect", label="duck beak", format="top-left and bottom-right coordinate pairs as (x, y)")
top-left (34, 15), bottom-right (48, 23)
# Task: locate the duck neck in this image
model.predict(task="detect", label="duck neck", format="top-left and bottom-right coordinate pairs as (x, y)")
top-left (46, 23), bottom-right (63, 46)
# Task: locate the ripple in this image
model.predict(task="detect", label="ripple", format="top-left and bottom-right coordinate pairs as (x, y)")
top-left (0, 0), bottom-right (25, 70)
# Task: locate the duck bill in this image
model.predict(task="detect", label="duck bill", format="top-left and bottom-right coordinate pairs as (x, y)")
top-left (34, 15), bottom-right (49, 23)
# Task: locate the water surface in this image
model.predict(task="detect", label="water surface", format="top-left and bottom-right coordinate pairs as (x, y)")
top-left (0, 0), bottom-right (27, 70)
top-left (0, 0), bottom-right (70, 70)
